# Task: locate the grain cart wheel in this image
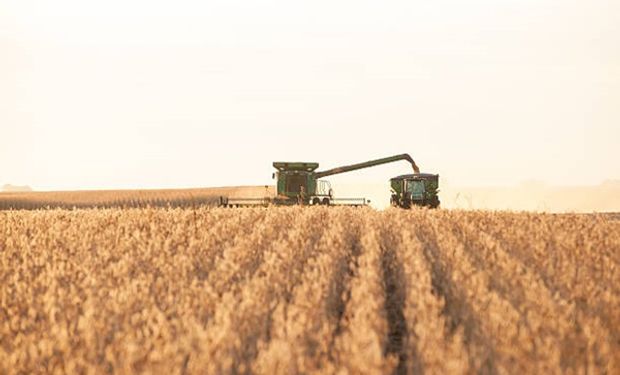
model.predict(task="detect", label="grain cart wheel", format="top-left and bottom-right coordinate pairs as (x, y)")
top-left (322, 198), bottom-right (330, 206)
top-left (390, 195), bottom-right (398, 207)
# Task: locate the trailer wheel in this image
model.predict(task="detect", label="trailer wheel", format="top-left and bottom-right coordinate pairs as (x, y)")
top-left (312, 198), bottom-right (320, 205)
top-left (322, 198), bottom-right (330, 206)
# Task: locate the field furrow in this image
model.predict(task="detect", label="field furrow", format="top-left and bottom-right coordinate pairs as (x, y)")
top-left (186, 208), bottom-right (330, 373)
top-left (251, 210), bottom-right (362, 374)
top-left (331, 215), bottom-right (397, 374)
top-left (414, 213), bottom-right (500, 374)
top-left (383, 211), bottom-right (469, 374)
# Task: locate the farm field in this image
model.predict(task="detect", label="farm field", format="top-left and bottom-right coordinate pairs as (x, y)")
top-left (1, 207), bottom-right (619, 374)
top-left (0, 186), bottom-right (273, 210)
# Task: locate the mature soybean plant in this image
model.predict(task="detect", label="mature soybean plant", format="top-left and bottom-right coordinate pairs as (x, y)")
top-left (0, 207), bottom-right (618, 374)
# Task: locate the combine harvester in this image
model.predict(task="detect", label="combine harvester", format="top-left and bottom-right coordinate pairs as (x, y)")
top-left (219, 153), bottom-right (440, 208)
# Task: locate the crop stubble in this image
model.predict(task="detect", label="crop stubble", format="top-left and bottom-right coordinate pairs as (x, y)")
top-left (0, 207), bottom-right (618, 374)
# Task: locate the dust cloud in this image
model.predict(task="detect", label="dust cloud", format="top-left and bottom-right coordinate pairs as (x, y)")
top-left (333, 180), bottom-right (620, 213)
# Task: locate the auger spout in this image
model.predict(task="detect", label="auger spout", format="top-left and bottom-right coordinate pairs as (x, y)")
top-left (314, 153), bottom-right (420, 179)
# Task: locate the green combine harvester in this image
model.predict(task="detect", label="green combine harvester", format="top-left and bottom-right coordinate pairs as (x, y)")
top-left (219, 153), bottom-right (440, 208)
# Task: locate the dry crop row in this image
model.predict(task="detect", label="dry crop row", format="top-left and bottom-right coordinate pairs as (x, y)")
top-left (0, 207), bottom-right (618, 374)
top-left (0, 186), bottom-right (273, 210)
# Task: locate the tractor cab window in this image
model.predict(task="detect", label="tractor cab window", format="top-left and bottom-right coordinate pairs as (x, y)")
top-left (406, 180), bottom-right (425, 200)
top-left (286, 174), bottom-right (307, 193)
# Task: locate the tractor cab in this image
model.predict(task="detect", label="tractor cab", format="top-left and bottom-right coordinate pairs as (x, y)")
top-left (390, 173), bottom-right (440, 208)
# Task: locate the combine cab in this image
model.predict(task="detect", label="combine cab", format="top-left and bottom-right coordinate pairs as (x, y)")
top-left (390, 173), bottom-right (440, 208)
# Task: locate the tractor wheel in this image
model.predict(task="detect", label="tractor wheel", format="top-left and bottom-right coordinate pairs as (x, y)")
top-left (390, 195), bottom-right (398, 207)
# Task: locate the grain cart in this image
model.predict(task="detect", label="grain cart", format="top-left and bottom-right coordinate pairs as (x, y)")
top-left (220, 153), bottom-right (423, 207)
top-left (390, 173), bottom-right (440, 208)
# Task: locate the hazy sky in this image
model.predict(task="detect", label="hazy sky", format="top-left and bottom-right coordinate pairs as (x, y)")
top-left (1, 0), bottom-right (619, 191)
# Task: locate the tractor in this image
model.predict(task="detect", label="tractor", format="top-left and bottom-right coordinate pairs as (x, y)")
top-left (390, 173), bottom-right (440, 208)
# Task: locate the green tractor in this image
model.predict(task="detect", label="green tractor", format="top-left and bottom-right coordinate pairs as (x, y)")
top-left (390, 173), bottom-right (440, 208)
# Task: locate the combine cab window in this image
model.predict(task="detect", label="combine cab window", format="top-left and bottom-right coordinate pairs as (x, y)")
top-left (407, 180), bottom-right (426, 200)
top-left (286, 175), bottom-right (306, 193)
